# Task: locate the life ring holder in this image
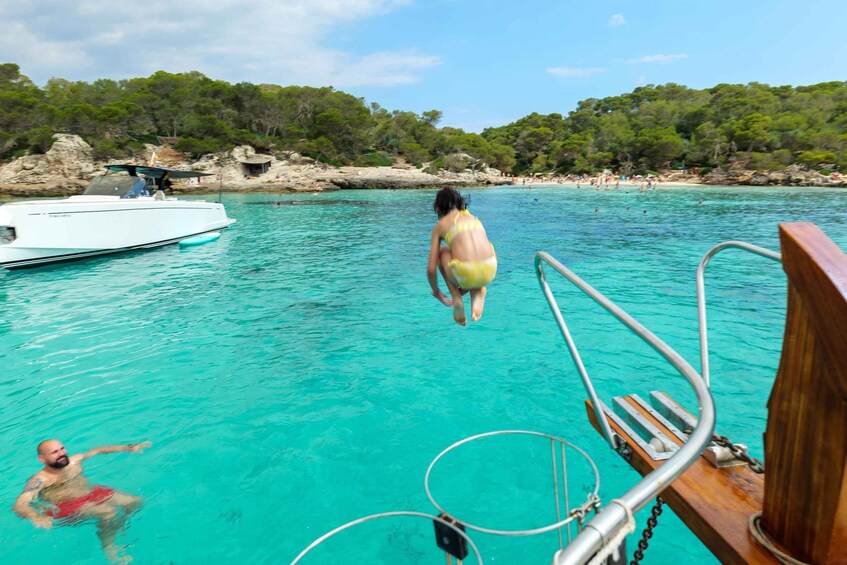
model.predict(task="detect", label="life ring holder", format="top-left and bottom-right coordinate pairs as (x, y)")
top-left (290, 511), bottom-right (484, 564)
top-left (424, 429), bottom-right (602, 536)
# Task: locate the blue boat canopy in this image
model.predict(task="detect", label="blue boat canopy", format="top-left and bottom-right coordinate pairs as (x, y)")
top-left (105, 164), bottom-right (213, 179)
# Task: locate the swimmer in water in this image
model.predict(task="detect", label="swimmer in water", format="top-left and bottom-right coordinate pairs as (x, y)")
top-left (13, 439), bottom-right (151, 564)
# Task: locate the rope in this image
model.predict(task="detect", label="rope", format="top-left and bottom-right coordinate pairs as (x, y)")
top-left (585, 499), bottom-right (635, 565)
top-left (748, 512), bottom-right (810, 565)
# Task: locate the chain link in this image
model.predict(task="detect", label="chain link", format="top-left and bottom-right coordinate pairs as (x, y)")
top-left (630, 496), bottom-right (664, 565)
top-left (683, 429), bottom-right (765, 474)
top-left (711, 434), bottom-right (765, 474)
top-left (626, 435), bottom-right (762, 563)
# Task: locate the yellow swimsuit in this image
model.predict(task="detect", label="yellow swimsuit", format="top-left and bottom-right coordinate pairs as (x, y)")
top-left (444, 210), bottom-right (497, 289)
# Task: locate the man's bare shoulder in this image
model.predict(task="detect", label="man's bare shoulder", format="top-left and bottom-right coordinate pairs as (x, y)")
top-left (22, 471), bottom-right (52, 492)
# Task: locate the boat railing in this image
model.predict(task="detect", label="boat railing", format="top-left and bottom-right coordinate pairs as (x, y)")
top-left (696, 241), bottom-right (781, 388)
top-left (290, 511), bottom-right (484, 564)
top-left (291, 429), bottom-right (603, 563)
top-left (534, 251), bottom-right (716, 563)
top-left (423, 430), bottom-right (602, 541)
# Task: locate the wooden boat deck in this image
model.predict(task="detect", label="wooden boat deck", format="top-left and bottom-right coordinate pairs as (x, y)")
top-left (586, 396), bottom-right (784, 564)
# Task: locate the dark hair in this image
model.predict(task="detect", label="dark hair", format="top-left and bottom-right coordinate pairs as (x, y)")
top-left (433, 188), bottom-right (469, 218)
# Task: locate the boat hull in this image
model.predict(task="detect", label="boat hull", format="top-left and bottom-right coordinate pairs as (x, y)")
top-left (0, 197), bottom-right (236, 269)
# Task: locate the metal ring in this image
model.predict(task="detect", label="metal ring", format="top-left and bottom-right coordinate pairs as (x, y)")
top-left (424, 430), bottom-right (601, 536)
top-left (290, 511), bottom-right (484, 564)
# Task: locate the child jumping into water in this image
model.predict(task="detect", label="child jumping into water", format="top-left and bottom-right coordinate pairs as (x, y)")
top-left (427, 188), bottom-right (497, 326)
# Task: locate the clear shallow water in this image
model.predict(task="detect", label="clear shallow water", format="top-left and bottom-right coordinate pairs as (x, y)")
top-left (2, 184), bottom-right (847, 564)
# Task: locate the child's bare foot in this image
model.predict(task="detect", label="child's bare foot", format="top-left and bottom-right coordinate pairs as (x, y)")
top-left (452, 301), bottom-right (467, 326)
top-left (471, 287), bottom-right (487, 321)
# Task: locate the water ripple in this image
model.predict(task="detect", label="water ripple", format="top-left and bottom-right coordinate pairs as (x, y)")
top-left (2, 186), bottom-right (846, 563)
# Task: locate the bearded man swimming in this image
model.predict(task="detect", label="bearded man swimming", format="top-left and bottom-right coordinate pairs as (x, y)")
top-left (13, 439), bottom-right (151, 564)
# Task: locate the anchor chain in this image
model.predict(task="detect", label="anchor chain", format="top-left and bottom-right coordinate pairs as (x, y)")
top-left (711, 434), bottom-right (765, 474)
top-left (683, 429), bottom-right (766, 474)
top-left (630, 496), bottom-right (664, 565)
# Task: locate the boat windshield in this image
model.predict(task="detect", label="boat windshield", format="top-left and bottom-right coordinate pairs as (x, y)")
top-left (83, 175), bottom-right (150, 198)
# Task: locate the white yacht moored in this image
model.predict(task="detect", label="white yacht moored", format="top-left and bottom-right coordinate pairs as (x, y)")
top-left (0, 165), bottom-right (236, 269)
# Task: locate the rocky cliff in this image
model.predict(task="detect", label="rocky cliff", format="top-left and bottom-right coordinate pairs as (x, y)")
top-left (0, 134), bottom-right (97, 196)
top-left (0, 135), bottom-right (508, 197)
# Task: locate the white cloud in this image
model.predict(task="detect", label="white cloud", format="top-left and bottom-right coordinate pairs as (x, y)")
top-left (0, 0), bottom-right (436, 88)
top-left (0, 22), bottom-right (90, 74)
top-left (608, 14), bottom-right (626, 27)
top-left (627, 54), bottom-right (688, 64)
top-left (91, 31), bottom-right (125, 46)
top-left (547, 66), bottom-right (606, 77)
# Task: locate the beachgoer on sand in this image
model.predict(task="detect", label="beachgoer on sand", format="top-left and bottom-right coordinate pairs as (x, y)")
top-left (13, 439), bottom-right (151, 564)
top-left (427, 188), bottom-right (497, 326)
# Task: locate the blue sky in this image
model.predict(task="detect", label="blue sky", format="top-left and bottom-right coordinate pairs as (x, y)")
top-left (2, 0), bottom-right (846, 132)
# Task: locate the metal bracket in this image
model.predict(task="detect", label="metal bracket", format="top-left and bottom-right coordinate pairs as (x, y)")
top-left (613, 397), bottom-right (679, 458)
top-left (602, 402), bottom-right (674, 461)
top-left (649, 391), bottom-right (746, 468)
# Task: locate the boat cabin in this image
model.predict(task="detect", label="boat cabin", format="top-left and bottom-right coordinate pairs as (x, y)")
top-left (83, 165), bottom-right (212, 198)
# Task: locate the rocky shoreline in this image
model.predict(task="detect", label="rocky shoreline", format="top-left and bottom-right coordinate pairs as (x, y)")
top-left (0, 135), bottom-right (508, 198)
top-left (700, 166), bottom-right (847, 187)
top-left (1, 134), bottom-right (845, 197)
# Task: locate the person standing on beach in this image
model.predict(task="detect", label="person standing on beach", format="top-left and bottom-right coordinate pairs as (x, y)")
top-left (13, 439), bottom-right (151, 564)
top-left (427, 188), bottom-right (497, 326)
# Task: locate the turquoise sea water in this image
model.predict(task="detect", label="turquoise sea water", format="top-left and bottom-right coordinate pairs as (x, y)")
top-left (2, 184), bottom-right (847, 564)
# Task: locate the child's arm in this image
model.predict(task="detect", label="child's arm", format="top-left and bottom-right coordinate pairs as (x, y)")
top-left (427, 226), bottom-right (452, 305)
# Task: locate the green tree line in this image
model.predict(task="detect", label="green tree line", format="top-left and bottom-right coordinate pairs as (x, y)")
top-left (482, 81), bottom-right (847, 175)
top-left (2, 63), bottom-right (846, 175)
top-left (0, 63), bottom-right (515, 173)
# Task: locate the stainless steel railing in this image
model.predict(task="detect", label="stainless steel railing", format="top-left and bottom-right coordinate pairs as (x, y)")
top-left (424, 430), bottom-right (601, 541)
top-left (696, 241), bottom-right (781, 388)
top-left (290, 511), bottom-right (484, 564)
top-left (534, 252), bottom-right (716, 564)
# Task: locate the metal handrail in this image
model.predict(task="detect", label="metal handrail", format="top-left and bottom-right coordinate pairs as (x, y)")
top-left (534, 252), bottom-right (716, 564)
top-left (535, 254), bottom-right (619, 451)
top-left (696, 241), bottom-right (781, 388)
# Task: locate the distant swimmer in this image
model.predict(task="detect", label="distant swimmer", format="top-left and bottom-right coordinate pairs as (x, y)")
top-left (427, 188), bottom-right (497, 326)
top-left (13, 439), bottom-right (152, 564)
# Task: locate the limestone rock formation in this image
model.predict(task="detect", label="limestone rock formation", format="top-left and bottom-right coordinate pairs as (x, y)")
top-left (0, 134), bottom-right (98, 195)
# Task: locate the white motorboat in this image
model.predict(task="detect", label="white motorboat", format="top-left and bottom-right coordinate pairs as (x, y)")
top-left (0, 164), bottom-right (236, 269)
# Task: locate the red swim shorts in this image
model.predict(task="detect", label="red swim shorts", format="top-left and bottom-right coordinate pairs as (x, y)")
top-left (45, 485), bottom-right (115, 519)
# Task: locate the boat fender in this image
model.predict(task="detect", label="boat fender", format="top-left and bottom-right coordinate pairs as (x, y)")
top-left (178, 232), bottom-right (221, 247)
